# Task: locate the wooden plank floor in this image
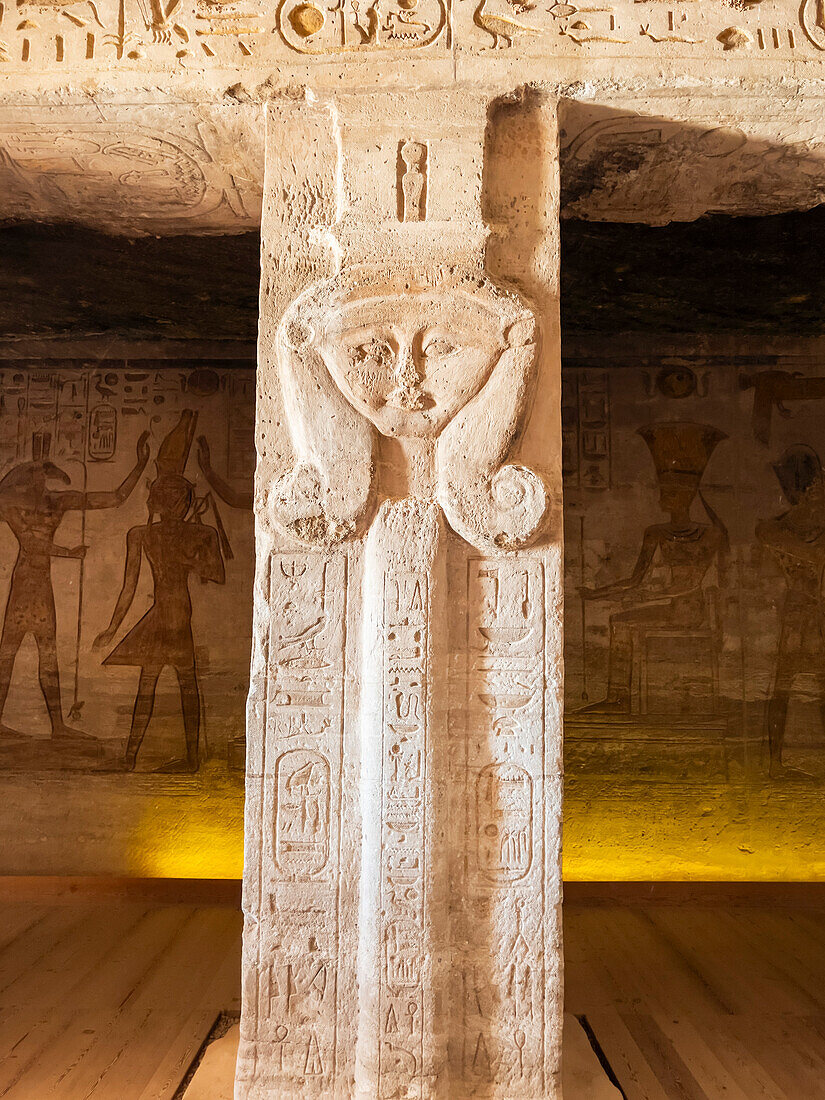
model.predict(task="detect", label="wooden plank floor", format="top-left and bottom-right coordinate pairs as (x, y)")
top-left (566, 903), bottom-right (825, 1100)
top-left (0, 902), bottom-right (241, 1100)
top-left (2, 896), bottom-right (825, 1097)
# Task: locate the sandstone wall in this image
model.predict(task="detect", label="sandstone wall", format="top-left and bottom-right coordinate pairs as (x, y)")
top-left (0, 359), bottom-right (253, 876)
top-left (564, 336), bottom-right (825, 879)
top-left (6, 342), bottom-right (825, 882)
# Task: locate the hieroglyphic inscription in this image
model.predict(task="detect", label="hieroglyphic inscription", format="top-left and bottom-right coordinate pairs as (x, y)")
top-left (378, 566), bottom-right (428, 1096)
top-left (2, 0), bottom-right (825, 66)
top-left (562, 369), bottom-right (611, 491)
top-left (461, 0), bottom-right (811, 56)
top-left (463, 558), bottom-right (545, 1093)
top-left (0, 0), bottom-right (449, 68)
top-left (277, 0), bottom-right (447, 53)
top-left (259, 551), bottom-right (346, 1091)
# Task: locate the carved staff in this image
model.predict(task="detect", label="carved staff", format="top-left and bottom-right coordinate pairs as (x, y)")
top-left (580, 513), bottom-right (588, 703)
top-left (68, 377), bottom-right (91, 724)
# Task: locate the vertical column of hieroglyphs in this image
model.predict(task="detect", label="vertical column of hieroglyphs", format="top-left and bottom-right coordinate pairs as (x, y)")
top-left (237, 97), bottom-right (342, 1098)
top-left (358, 501), bottom-right (447, 1098)
top-left (461, 559), bottom-right (546, 1094)
top-left (446, 91), bottom-right (563, 1099)
top-left (332, 91), bottom-right (493, 1100)
top-left (259, 551), bottom-right (346, 1086)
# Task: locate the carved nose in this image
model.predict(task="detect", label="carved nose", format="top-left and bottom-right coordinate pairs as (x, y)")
top-left (394, 346), bottom-right (422, 389)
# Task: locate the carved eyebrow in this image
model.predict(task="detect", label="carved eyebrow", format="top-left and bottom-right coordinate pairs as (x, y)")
top-left (421, 335), bottom-right (459, 354)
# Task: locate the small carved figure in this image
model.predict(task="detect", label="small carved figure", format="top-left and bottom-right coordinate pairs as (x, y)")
top-left (384, 0), bottom-right (431, 37)
top-left (269, 268), bottom-right (547, 552)
top-left (757, 445), bottom-right (825, 778)
top-left (276, 750), bottom-right (330, 872)
top-left (0, 432), bottom-right (149, 741)
top-left (473, 0), bottom-right (540, 47)
top-left (579, 422), bottom-right (728, 714)
top-left (95, 412), bottom-right (225, 773)
top-left (143, 0), bottom-right (183, 42)
top-left (352, 0), bottom-right (381, 42)
top-left (398, 140), bottom-right (427, 222)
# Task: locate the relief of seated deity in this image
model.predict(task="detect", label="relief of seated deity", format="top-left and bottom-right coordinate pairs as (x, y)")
top-left (578, 421), bottom-right (729, 715)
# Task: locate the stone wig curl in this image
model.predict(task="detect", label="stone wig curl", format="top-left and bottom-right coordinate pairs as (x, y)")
top-left (267, 267), bottom-right (548, 553)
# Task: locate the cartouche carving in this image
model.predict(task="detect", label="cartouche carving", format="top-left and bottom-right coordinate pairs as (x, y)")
top-left (461, 557), bottom-right (547, 1091)
top-left (238, 550), bottom-right (346, 1092)
top-left (269, 268), bottom-right (548, 553)
top-left (277, 0), bottom-right (446, 52)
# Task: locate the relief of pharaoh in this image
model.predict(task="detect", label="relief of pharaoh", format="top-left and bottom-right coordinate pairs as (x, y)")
top-left (579, 421), bottom-right (729, 714)
top-left (267, 268), bottom-right (548, 552)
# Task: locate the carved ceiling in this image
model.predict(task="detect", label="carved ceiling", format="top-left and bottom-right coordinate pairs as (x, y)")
top-left (0, 98), bottom-right (824, 234)
top-left (559, 103), bottom-right (825, 224)
top-left (0, 106), bottom-right (263, 236)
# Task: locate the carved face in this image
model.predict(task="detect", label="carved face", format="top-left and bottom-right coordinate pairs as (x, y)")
top-left (317, 289), bottom-right (507, 438)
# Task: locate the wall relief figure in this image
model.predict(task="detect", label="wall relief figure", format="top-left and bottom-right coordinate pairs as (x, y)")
top-left (0, 433), bottom-right (150, 743)
top-left (196, 435), bottom-right (253, 511)
top-left (579, 421), bottom-right (728, 715)
top-left (267, 267), bottom-right (547, 552)
top-left (757, 445), bottom-right (825, 779)
top-left (95, 411), bottom-right (226, 773)
top-left (740, 369), bottom-right (825, 446)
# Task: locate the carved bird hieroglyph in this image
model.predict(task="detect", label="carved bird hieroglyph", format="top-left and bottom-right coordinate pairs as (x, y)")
top-left (474, 0), bottom-right (541, 45)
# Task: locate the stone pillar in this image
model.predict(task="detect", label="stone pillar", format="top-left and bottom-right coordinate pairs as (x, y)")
top-left (237, 87), bottom-right (563, 1100)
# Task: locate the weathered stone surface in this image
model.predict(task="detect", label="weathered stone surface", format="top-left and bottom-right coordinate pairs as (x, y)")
top-left (238, 90), bottom-right (563, 1097)
top-left (0, 0), bottom-right (818, 1083)
top-left (0, 0), bottom-right (823, 77)
top-left (0, 105), bottom-right (263, 235)
top-left (0, 357), bottom-right (252, 875)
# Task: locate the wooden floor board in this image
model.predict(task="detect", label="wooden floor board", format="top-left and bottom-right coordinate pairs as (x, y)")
top-left (1, 895), bottom-right (825, 1097)
top-left (713, 910), bottom-right (825, 1014)
top-left (582, 1009), bottom-right (674, 1100)
top-left (73, 911), bottom-right (240, 1100)
top-left (0, 905), bottom-right (99, 996)
top-left (34, 911), bottom-right (236, 1100)
top-left (137, 941), bottom-right (240, 1100)
top-left (0, 906), bottom-right (150, 1062)
top-left (0, 907), bottom-right (190, 1098)
top-left (0, 904), bottom-right (241, 1100)
top-left (0, 907), bottom-right (52, 955)
top-left (567, 902), bottom-right (825, 1100)
top-left (682, 1012), bottom-right (788, 1100)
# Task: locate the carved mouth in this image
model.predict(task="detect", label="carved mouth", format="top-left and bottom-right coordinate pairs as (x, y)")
top-left (385, 386), bottom-right (432, 411)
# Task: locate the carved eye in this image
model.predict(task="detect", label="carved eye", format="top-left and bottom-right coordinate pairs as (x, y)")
top-left (423, 337), bottom-right (459, 359)
top-left (352, 339), bottom-right (395, 368)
